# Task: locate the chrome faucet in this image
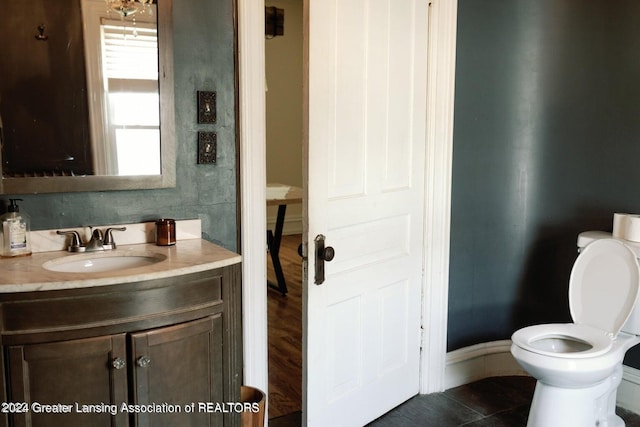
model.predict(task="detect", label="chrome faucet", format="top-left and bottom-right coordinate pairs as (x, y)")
top-left (57, 227), bottom-right (126, 252)
top-left (85, 229), bottom-right (104, 252)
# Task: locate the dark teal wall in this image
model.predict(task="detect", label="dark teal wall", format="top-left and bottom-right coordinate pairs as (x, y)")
top-left (450, 0), bottom-right (640, 367)
top-left (0, 0), bottom-right (238, 251)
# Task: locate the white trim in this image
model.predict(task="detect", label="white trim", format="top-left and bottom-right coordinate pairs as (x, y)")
top-left (444, 340), bottom-right (527, 390)
top-left (237, 0), bottom-right (269, 397)
top-left (618, 365), bottom-right (640, 414)
top-left (266, 214), bottom-right (303, 236)
top-left (420, 0), bottom-right (458, 394)
top-left (444, 340), bottom-right (640, 417)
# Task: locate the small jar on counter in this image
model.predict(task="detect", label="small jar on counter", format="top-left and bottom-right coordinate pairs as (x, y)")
top-left (155, 219), bottom-right (176, 246)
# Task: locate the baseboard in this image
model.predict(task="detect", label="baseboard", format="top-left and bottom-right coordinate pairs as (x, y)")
top-left (444, 340), bottom-right (527, 390)
top-left (266, 213), bottom-right (302, 236)
top-left (618, 365), bottom-right (640, 414)
top-left (444, 340), bottom-right (640, 415)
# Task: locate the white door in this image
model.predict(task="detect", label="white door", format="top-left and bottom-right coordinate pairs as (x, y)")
top-left (304, 0), bottom-right (429, 426)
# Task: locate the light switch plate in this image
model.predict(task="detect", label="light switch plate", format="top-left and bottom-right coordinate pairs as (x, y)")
top-left (197, 132), bottom-right (216, 164)
top-left (197, 91), bottom-right (216, 124)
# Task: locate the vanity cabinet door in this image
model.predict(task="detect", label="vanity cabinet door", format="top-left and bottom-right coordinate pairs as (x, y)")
top-left (129, 315), bottom-right (224, 427)
top-left (7, 334), bottom-right (129, 427)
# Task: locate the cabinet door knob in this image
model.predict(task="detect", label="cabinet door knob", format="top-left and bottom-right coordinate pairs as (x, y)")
top-left (137, 356), bottom-right (152, 368)
top-left (111, 357), bottom-right (126, 370)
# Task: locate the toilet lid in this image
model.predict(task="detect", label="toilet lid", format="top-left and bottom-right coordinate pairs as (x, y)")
top-left (569, 239), bottom-right (640, 336)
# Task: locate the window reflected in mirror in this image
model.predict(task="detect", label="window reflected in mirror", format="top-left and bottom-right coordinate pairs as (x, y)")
top-left (82, 0), bottom-right (160, 176)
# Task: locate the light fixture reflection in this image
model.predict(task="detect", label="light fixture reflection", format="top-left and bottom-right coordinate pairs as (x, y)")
top-left (104, 0), bottom-right (153, 18)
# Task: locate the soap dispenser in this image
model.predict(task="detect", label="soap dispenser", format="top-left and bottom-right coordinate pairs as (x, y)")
top-left (0, 199), bottom-right (32, 257)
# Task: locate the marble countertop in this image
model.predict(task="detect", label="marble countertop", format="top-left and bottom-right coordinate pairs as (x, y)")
top-left (0, 239), bottom-right (241, 293)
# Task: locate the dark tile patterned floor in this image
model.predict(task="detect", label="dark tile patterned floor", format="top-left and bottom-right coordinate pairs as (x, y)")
top-left (269, 376), bottom-right (640, 427)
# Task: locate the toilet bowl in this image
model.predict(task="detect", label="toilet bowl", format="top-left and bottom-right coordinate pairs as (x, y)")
top-left (511, 237), bottom-right (640, 427)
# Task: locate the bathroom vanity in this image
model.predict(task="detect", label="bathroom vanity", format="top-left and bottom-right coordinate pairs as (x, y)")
top-left (0, 236), bottom-right (242, 427)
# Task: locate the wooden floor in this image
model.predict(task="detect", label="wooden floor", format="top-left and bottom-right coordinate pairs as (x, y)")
top-left (267, 234), bottom-right (303, 419)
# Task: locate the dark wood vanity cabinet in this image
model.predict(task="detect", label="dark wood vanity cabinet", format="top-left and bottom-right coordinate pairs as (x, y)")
top-left (0, 264), bottom-right (242, 427)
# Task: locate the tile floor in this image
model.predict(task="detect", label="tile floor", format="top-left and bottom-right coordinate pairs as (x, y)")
top-left (269, 376), bottom-right (640, 427)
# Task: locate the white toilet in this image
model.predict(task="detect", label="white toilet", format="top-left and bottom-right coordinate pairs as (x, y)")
top-left (511, 233), bottom-right (640, 427)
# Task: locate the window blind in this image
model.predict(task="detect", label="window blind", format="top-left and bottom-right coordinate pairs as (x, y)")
top-left (101, 19), bottom-right (158, 81)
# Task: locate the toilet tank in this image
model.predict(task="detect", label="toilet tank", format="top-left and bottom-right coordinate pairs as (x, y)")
top-left (577, 231), bottom-right (640, 336)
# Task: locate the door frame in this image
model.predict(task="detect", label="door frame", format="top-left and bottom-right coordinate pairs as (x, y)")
top-left (237, 0), bottom-right (458, 403)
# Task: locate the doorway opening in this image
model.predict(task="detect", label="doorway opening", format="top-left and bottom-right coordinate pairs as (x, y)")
top-left (264, 0), bottom-right (304, 422)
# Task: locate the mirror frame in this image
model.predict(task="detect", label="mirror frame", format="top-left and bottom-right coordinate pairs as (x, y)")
top-left (0, 0), bottom-right (175, 195)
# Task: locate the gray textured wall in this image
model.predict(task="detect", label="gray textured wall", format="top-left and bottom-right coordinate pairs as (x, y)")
top-left (450, 0), bottom-right (640, 367)
top-left (0, 0), bottom-right (238, 251)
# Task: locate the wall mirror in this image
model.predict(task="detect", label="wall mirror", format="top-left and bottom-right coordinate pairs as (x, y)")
top-left (0, 0), bottom-right (175, 194)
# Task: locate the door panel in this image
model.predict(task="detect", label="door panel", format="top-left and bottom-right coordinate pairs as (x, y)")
top-left (328, 214), bottom-right (410, 274)
top-left (305, 0), bottom-right (428, 425)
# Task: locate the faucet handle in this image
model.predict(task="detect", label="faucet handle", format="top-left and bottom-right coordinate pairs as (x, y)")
top-left (56, 230), bottom-right (86, 252)
top-left (103, 227), bottom-right (127, 250)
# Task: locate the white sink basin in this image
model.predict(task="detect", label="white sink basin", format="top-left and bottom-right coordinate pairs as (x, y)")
top-left (43, 252), bottom-right (166, 273)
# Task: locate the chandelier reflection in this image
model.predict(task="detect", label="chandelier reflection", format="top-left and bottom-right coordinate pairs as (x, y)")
top-left (105, 0), bottom-right (153, 18)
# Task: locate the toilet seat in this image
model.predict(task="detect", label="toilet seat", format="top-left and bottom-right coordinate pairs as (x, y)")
top-left (512, 239), bottom-right (640, 359)
top-left (512, 323), bottom-right (613, 358)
